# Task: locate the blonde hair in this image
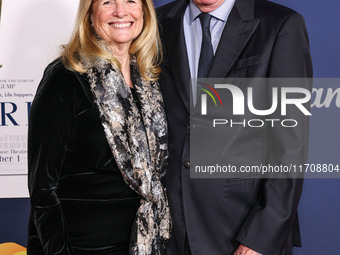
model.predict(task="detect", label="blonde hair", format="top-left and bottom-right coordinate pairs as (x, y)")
top-left (61, 0), bottom-right (162, 81)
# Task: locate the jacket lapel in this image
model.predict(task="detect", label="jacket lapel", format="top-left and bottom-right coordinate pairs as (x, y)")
top-left (208, 0), bottom-right (260, 78)
top-left (162, 0), bottom-right (191, 113)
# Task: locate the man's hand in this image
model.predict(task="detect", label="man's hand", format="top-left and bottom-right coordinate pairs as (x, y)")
top-left (234, 244), bottom-right (260, 255)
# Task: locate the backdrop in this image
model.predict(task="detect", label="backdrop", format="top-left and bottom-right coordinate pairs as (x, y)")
top-left (0, 0), bottom-right (339, 254)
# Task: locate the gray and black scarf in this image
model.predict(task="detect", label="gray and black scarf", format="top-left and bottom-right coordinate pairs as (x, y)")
top-left (84, 56), bottom-right (171, 255)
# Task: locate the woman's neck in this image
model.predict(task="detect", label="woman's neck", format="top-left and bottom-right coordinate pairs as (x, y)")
top-left (110, 45), bottom-right (133, 88)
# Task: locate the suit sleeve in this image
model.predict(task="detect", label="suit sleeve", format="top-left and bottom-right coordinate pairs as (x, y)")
top-left (28, 64), bottom-right (75, 255)
top-left (235, 13), bottom-right (313, 255)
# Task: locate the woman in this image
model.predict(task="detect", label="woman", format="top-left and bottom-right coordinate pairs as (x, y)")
top-left (27, 0), bottom-right (171, 254)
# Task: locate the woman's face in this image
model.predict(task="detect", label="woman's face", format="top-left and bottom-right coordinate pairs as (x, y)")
top-left (91, 0), bottom-right (144, 49)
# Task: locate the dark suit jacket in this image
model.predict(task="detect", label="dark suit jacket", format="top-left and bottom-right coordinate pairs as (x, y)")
top-left (157, 0), bottom-right (313, 255)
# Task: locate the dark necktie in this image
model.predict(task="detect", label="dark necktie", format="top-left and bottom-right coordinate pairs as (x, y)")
top-left (197, 13), bottom-right (213, 78)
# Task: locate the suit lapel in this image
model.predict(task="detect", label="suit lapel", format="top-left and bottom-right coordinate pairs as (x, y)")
top-left (208, 0), bottom-right (260, 78)
top-left (162, 0), bottom-right (191, 112)
top-left (161, 0), bottom-right (260, 110)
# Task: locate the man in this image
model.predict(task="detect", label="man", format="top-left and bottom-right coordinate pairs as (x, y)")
top-left (157, 0), bottom-right (313, 254)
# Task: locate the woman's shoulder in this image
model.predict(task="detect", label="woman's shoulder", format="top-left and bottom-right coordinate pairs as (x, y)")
top-left (37, 58), bottom-right (89, 94)
top-left (42, 58), bottom-right (79, 85)
top-left (36, 58), bottom-right (94, 107)
top-left (34, 59), bottom-right (80, 105)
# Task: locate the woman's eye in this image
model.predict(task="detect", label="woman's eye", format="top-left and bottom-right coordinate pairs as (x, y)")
top-left (127, 0), bottom-right (136, 3)
top-left (103, 1), bottom-right (112, 4)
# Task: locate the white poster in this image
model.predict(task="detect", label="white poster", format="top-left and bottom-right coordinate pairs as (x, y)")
top-left (0, 0), bottom-right (79, 198)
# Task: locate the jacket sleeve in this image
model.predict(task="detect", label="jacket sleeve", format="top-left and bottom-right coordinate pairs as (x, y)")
top-left (28, 62), bottom-right (76, 255)
top-left (236, 13), bottom-right (313, 255)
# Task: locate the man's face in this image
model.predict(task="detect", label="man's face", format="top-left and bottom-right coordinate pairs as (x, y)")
top-left (192, 0), bottom-right (225, 13)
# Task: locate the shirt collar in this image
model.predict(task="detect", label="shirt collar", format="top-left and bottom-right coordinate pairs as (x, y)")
top-left (188, 0), bottom-right (236, 23)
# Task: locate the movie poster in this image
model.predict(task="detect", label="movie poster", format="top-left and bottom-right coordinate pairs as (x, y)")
top-left (0, 0), bottom-right (78, 198)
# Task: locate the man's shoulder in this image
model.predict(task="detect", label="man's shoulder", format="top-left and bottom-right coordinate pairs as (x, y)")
top-left (156, 1), bottom-right (178, 17)
top-left (156, 0), bottom-right (188, 22)
top-left (255, 0), bottom-right (303, 23)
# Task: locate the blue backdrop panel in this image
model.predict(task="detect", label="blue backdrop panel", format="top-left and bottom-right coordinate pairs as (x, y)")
top-left (268, 0), bottom-right (340, 254)
top-left (0, 198), bottom-right (30, 247)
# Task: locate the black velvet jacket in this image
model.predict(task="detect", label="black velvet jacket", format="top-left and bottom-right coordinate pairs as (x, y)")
top-left (27, 60), bottom-right (140, 255)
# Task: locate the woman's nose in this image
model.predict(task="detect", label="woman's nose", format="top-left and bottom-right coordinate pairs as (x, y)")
top-left (113, 1), bottom-right (127, 18)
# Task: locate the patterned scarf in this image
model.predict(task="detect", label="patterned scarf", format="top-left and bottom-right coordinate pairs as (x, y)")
top-left (84, 56), bottom-right (171, 255)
